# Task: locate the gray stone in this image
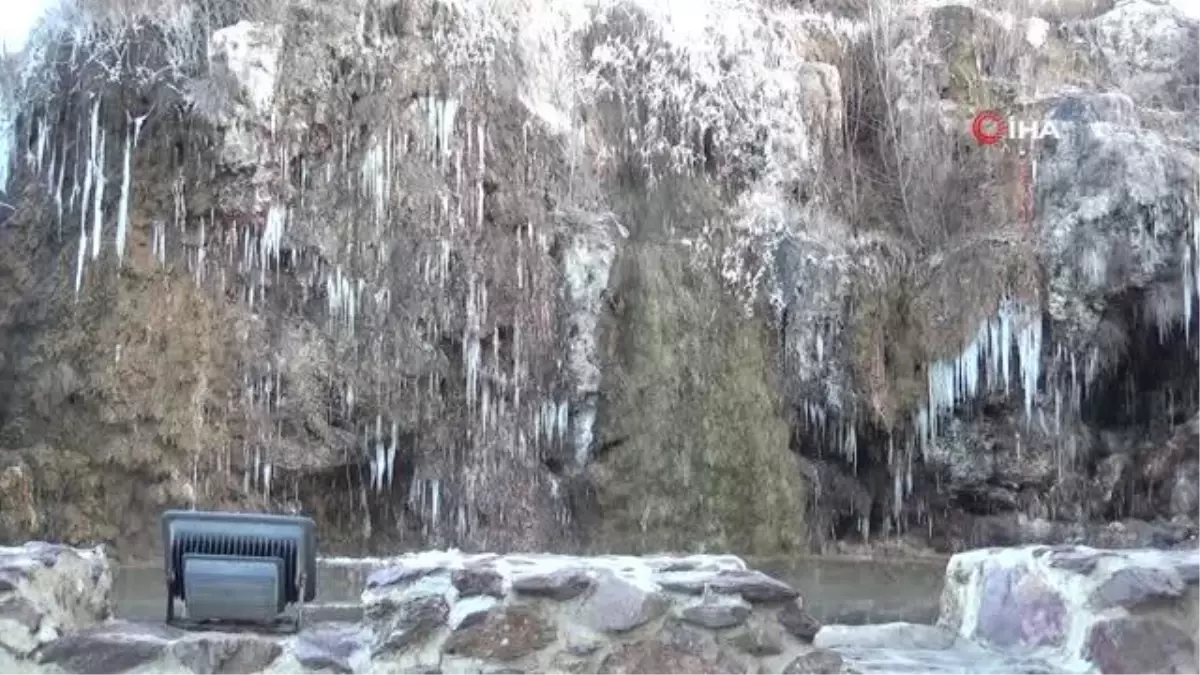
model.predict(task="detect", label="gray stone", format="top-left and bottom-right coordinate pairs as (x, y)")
top-left (0, 570), bottom-right (22, 593)
top-left (1046, 548), bottom-right (1108, 575)
top-left (662, 619), bottom-right (721, 659)
top-left (511, 568), bottom-right (593, 600)
top-left (1175, 561), bottom-right (1199, 585)
top-left (170, 634), bottom-right (282, 674)
top-left (367, 564), bottom-right (441, 589)
top-left (35, 624), bottom-right (174, 674)
top-left (564, 626), bottom-right (604, 656)
top-left (452, 566), bottom-right (506, 598)
top-left (292, 623), bottom-right (370, 674)
top-left (778, 600), bottom-right (821, 642)
top-left (0, 543), bottom-right (112, 657)
top-left (1084, 616), bottom-right (1198, 674)
top-left (0, 595), bottom-right (42, 633)
top-left (372, 592), bottom-right (450, 655)
top-left (442, 606), bottom-right (556, 662)
top-left (783, 648), bottom-right (846, 674)
top-left (598, 636), bottom-right (748, 674)
top-left (654, 570), bottom-right (799, 603)
top-left (576, 572), bottom-right (668, 632)
top-left (726, 624), bottom-right (783, 656)
top-left (679, 594), bottom-right (752, 629)
top-left (973, 564), bottom-right (1067, 648)
top-left (1089, 566), bottom-right (1184, 610)
top-left (449, 595), bottom-right (498, 630)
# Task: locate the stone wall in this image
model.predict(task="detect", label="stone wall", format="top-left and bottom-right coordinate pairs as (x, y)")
top-left (0, 543), bottom-right (111, 664)
top-left (5, 542), bottom-right (1198, 674)
top-left (3, 546), bottom-right (842, 674)
top-left (939, 544), bottom-right (1200, 674)
top-left (803, 544), bottom-right (1200, 674)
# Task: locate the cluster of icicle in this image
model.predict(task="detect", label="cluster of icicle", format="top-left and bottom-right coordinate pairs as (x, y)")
top-left (914, 297), bottom-right (1044, 455)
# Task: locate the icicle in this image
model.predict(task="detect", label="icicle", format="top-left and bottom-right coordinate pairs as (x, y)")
top-left (261, 204), bottom-right (285, 272)
top-left (74, 234), bottom-right (87, 300)
top-left (90, 110), bottom-right (105, 261)
top-left (386, 419), bottom-right (398, 487)
top-left (115, 120), bottom-right (133, 266)
top-left (263, 462), bottom-right (273, 500)
top-left (919, 297), bottom-right (1042, 446)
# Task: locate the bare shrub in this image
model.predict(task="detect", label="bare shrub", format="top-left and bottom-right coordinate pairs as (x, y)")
top-left (821, 0), bottom-right (1047, 430)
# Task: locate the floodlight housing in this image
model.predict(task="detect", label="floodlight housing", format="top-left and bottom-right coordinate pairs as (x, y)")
top-left (161, 509), bottom-right (316, 630)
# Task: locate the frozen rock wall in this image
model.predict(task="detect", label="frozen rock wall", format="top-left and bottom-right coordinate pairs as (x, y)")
top-left (0, 0), bottom-right (1194, 558)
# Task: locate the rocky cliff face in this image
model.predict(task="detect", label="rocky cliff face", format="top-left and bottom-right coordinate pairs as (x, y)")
top-left (0, 0), bottom-right (1195, 559)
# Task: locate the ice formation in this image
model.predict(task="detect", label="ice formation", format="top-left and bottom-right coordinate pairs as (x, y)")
top-left (916, 298), bottom-right (1044, 453)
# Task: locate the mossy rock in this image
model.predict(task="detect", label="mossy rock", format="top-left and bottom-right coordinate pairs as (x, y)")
top-left (590, 244), bottom-right (805, 555)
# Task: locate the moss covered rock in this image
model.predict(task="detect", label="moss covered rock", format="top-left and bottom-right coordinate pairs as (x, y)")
top-left (590, 243), bottom-right (804, 555)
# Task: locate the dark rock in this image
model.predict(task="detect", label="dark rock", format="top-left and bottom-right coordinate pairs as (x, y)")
top-left (726, 624), bottom-right (783, 656)
top-left (450, 596), bottom-right (498, 630)
top-left (292, 623), bottom-right (369, 674)
top-left (1174, 561), bottom-right (1199, 585)
top-left (36, 626), bottom-right (171, 674)
top-left (1084, 617), bottom-right (1197, 674)
top-left (783, 648), bottom-right (846, 674)
top-left (443, 606), bottom-right (556, 661)
top-left (778, 600), bottom-right (821, 642)
top-left (654, 569), bottom-right (799, 603)
top-left (598, 637), bottom-right (747, 674)
top-left (372, 593), bottom-right (450, 654)
top-left (1046, 548), bottom-right (1109, 575)
top-left (662, 619), bottom-right (720, 656)
top-left (170, 635), bottom-right (282, 674)
top-left (0, 570), bottom-right (22, 592)
top-left (1089, 566), bottom-right (1184, 610)
top-left (511, 568), bottom-right (592, 600)
top-left (679, 594), bottom-right (752, 629)
top-left (452, 565), bottom-right (506, 598)
top-left (974, 564), bottom-right (1067, 648)
top-left (576, 572), bottom-right (668, 632)
top-left (0, 595), bottom-right (42, 632)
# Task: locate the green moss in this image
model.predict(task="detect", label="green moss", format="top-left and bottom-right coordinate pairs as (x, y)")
top-left (590, 244), bottom-right (804, 555)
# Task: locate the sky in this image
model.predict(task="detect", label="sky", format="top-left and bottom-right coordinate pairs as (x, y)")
top-left (1175, 0), bottom-right (1200, 19)
top-left (0, 0), bottom-right (56, 55)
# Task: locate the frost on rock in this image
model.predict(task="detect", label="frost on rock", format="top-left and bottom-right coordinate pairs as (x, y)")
top-left (558, 210), bottom-right (620, 467)
top-left (206, 21), bottom-right (285, 168)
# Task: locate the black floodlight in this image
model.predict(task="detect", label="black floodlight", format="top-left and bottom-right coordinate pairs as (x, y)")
top-left (161, 510), bottom-right (317, 631)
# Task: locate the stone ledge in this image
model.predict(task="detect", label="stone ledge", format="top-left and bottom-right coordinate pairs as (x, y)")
top-left (1, 548), bottom-right (834, 674)
top-left (937, 544), bottom-right (1199, 673)
top-left (0, 542), bottom-right (112, 659)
